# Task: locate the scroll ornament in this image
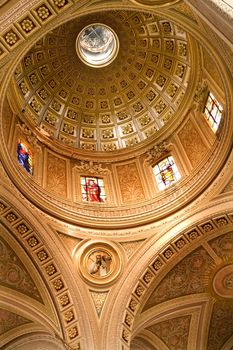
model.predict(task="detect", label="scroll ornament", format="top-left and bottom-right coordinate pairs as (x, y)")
top-left (145, 141), bottom-right (170, 164)
top-left (74, 160), bottom-right (110, 175)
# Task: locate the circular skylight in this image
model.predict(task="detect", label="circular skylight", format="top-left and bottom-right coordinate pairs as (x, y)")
top-left (76, 24), bottom-right (119, 67)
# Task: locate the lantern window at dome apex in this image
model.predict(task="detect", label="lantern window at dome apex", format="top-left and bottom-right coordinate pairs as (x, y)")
top-left (76, 24), bottom-right (119, 68)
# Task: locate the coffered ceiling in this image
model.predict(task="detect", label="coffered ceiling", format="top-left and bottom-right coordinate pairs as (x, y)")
top-left (13, 10), bottom-right (191, 151)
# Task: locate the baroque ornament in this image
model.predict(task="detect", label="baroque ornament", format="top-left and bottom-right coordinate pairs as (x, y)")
top-left (90, 291), bottom-right (108, 317)
top-left (16, 123), bottom-right (38, 146)
top-left (74, 160), bottom-right (110, 175)
top-left (145, 140), bottom-right (169, 164)
top-left (193, 79), bottom-right (208, 110)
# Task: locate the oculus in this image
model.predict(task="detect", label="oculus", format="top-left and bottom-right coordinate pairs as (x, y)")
top-left (76, 23), bottom-right (119, 67)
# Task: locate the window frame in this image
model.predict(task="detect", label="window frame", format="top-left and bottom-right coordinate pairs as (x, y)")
top-left (17, 139), bottom-right (33, 175)
top-left (80, 175), bottom-right (107, 203)
top-left (203, 91), bottom-right (223, 133)
top-left (152, 155), bottom-right (181, 191)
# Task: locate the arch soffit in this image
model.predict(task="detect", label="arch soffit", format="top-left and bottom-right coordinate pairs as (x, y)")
top-left (102, 203), bottom-right (233, 349)
top-left (0, 183), bottom-right (96, 350)
top-left (4, 332), bottom-right (67, 350)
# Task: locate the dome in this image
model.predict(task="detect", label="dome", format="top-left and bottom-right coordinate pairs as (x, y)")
top-left (0, 1), bottom-right (233, 350)
top-left (2, 6), bottom-right (231, 228)
top-left (13, 10), bottom-right (192, 151)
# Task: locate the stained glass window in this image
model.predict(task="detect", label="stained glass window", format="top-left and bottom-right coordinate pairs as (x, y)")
top-left (204, 92), bottom-right (223, 133)
top-left (153, 156), bottom-right (181, 191)
top-left (17, 140), bottom-right (33, 174)
top-left (81, 176), bottom-right (106, 202)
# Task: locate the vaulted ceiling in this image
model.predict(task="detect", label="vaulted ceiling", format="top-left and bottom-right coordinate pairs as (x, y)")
top-left (0, 0), bottom-right (233, 350)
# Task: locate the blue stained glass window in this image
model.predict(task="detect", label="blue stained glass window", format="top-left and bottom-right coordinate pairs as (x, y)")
top-left (204, 92), bottom-right (223, 133)
top-left (17, 140), bottom-right (33, 174)
top-left (153, 156), bottom-right (181, 191)
top-left (81, 176), bottom-right (106, 202)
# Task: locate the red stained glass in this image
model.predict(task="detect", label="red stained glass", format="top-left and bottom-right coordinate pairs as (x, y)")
top-left (81, 176), bottom-right (106, 202)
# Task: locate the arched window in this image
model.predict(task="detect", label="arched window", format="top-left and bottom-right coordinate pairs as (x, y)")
top-left (204, 92), bottom-right (223, 133)
top-left (81, 176), bottom-right (106, 202)
top-left (153, 156), bottom-right (181, 191)
top-left (17, 140), bottom-right (33, 174)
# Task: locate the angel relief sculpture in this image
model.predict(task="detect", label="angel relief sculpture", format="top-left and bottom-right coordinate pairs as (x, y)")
top-left (81, 176), bottom-right (106, 202)
top-left (88, 251), bottom-right (112, 277)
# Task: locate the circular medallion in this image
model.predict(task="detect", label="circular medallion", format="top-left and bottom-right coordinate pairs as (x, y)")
top-left (77, 241), bottom-right (122, 285)
top-left (76, 23), bottom-right (119, 67)
top-left (213, 265), bottom-right (233, 298)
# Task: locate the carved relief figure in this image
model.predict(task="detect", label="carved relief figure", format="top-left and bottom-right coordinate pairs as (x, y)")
top-left (89, 252), bottom-right (112, 277)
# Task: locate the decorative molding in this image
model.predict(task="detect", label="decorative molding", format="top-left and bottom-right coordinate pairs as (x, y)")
top-left (172, 2), bottom-right (198, 23)
top-left (120, 240), bottom-right (146, 259)
top-left (58, 232), bottom-right (82, 255)
top-left (129, 0), bottom-right (181, 8)
top-left (116, 162), bottom-right (145, 203)
top-left (206, 0), bottom-right (233, 21)
top-left (222, 176), bottom-right (233, 193)
top-left (178, 119), bottom-right (208, 168)
top-left (0, 197), bottom-right (81, 346)
top-left (145, 141), bottom-right (170, 165)
top-left (0, 232), bottom-right (43, 302)
top-left (89, 290), bottom-right (109, 318)
top-left (16, 122), bottom-right (38, 147)
top-left (147, 315), bottom-right (191, 349)
top-left (7, 10), bottom-right (193, 152)
top-left (76, 240), bottom-right (122, 287)
top-left (46, 152), bottom-right (68, 197)
top-left (200, 18), bottom-right (233, 72)
top-left (74, 161), bottom-right (111, 175)
top-left (193, 79), bottom-right (208, 111)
